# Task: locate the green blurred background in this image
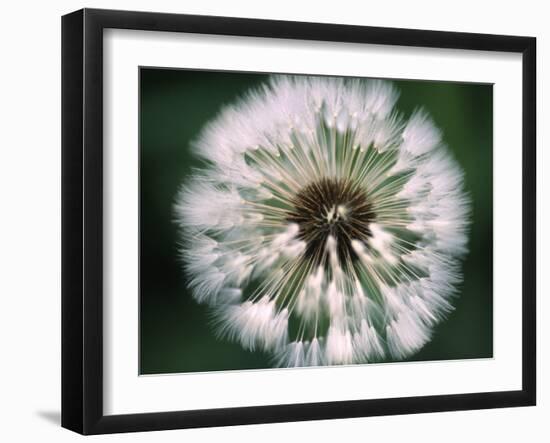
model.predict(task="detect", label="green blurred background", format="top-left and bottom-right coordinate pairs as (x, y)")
top-left (140, 68), bottom-right (493, 374)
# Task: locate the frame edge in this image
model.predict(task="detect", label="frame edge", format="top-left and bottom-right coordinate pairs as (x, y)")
top-left (521, 36), bottom-right (537, 406)
top-left (61, 8), bottom-right (85, 435)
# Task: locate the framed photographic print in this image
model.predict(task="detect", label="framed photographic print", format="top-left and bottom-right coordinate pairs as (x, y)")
top-left (61, 8), bottom-right (536, 435)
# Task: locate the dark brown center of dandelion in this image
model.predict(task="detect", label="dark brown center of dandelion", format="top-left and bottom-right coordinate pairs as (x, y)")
top-left (286, 178), bottom-right (375, 262)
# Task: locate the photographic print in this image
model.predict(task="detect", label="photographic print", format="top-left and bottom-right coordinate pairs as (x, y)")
top-left (62, 10), bottom-right (535, 433)
top-left (140, 69), bottom-right (493, 374)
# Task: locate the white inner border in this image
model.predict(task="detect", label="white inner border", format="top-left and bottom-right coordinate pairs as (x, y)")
top-left (103, 29), bottom-right (523, 415)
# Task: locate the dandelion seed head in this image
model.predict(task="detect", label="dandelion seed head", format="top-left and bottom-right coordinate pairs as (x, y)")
top-left (175, 75), bottom-right (471, 367)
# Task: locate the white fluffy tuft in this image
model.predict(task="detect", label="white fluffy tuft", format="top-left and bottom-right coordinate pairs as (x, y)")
top-left (175, 76), bottom-right (471, 367)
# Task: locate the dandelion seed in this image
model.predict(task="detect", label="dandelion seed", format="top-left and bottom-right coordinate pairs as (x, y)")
top-left (175, 76), bottom-right (470, 367)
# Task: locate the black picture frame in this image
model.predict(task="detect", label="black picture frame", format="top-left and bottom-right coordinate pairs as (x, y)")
top-left (62, 8), bottom-right (536, 435)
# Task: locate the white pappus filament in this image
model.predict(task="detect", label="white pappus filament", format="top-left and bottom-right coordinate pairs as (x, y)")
top-left (175, 76), bottom-right (471, 367)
